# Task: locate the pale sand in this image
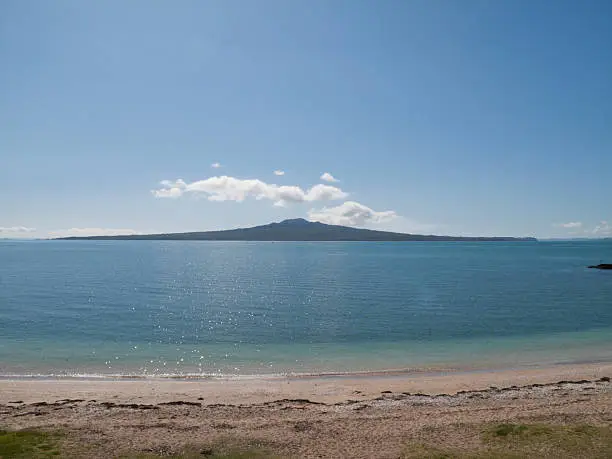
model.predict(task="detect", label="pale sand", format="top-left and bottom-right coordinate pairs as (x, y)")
top-left (1, 362), bottom-right (611, 405)
top-left (1, 363), bottom-right (611, 458)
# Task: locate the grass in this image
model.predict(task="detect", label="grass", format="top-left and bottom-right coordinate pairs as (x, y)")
top-left (122, 438), bottom-right (277, 459)
top-left (125, 451), bottom-right (272, 459)
top-left (0, 428), bottom-right (274, 459)
top-left (402, 423), bottom-right (612, 458)
top-left (484, 422), bottom-right (612, 457)
top-left (0, 427), bottom-right (275, 459)
top-left (5, 423), bottom-right (611, 458)
top-left (0, 429), bottom-right (62, 458)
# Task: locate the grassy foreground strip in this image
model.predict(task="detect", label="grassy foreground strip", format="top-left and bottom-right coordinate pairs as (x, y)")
top-left (402, 423), bottom-right (612, 458)
top-left (0, 430), bottom-right (274, 459)
top-left (2, 423), bottom-right (612, 458)
top-left (0, 430), bottom-right (62, 458)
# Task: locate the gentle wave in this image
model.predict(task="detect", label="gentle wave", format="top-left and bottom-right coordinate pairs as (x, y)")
top-left (4, 357), bottom-right (612, 382)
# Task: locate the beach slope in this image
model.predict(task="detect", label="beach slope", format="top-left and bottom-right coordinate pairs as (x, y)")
top-left (1, 363), bottom-right (611, 458)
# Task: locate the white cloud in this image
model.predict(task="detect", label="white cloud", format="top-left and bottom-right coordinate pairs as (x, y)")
top-left (0, 226), bottom-right (36, 233)
top-left (152, 175), bottom-right (348, 206)
top-left (555, 222), bottom-right (583, 229)
top-left (308, 201), bottom-right (397, 227)
top-left (211, 162), bottom-right (221, 168)
top-left (554, 220), bottom-right (612, 237)
top-left (273, 170), bottom-right (285, 176)
top-left (48, 228), bottom-right (139, 238)
top-left (320, 172), bottom-right (339, 183)
top-left (381, 217), bottom-right (441, 235)
top-left (305, 184), bottom-right (348, 201)
top-left (551, 220), bottom-right (611, 237)
top-left (153, 180), bottom-right (185, 198)
top-left (593, 221), bottom-right (611, 236)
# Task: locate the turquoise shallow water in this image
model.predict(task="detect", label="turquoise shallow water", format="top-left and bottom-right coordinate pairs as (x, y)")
top-left (1, 240), bottom-right (611, 377)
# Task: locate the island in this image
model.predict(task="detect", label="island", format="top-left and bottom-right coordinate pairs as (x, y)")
top-left (56, 218), bottom-right (537, 242)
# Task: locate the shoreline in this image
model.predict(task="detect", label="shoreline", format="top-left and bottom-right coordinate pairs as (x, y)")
top-left (2, 355), bottom-right (611, 382)
top-left (2, 361), bottom-right (610, 406)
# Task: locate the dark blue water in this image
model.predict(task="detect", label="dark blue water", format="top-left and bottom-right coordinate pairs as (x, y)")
top-left (1, 240), bottom-right (611, 377)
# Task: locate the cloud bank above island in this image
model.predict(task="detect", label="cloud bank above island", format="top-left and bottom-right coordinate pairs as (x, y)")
top-left (151, 172), bottom-right (402, 227)
top-left (308, 201), bottom-right (397, 226)
top-left (152, 175), bottom-right (348, 206)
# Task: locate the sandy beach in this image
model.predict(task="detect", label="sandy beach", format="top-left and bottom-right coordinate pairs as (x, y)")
top-left (2, 362), bottom-right (611, 458)
top-left (1, 362), bottom-right (612, 406)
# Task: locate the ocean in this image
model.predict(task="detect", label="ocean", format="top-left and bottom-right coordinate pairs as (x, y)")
top-left (1, 240), bottom-right (611, 378)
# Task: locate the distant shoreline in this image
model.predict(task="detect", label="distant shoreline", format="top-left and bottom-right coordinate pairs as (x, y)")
top-left (2, 238), bottom-right (542, 243)
top-left (51, 218), bottom-right (538, 242)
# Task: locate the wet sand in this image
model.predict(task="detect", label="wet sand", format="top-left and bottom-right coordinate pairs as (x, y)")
top-left (1, 362), bottom-right (611, 458)
top-left (1, 361), bottom-right (610, 405)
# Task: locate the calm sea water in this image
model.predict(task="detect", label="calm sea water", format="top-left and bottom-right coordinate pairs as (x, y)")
top-left (1, 240), bottom-right (611, 377)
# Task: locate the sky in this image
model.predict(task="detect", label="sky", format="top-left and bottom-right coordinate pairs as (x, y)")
top-left (1, 0), bottom-right (611, 239)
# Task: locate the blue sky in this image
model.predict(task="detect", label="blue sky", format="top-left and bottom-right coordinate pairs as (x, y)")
top-left (1, 0), bottom-right (610, 238)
